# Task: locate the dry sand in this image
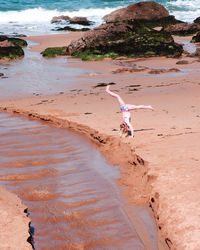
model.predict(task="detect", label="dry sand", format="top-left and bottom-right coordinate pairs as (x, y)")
top-left (1, 32), bottom-right (200, 249)
top-left (0, 186), bottom-right (32, 249)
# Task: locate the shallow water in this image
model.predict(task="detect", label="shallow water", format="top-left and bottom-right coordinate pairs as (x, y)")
top-left (0, 43), bottom-right (94, 99)
top-left (0, 112), bottom-right (160, 249)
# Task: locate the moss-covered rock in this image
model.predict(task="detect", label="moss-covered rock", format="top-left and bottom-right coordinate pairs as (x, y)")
top-left (0, 35), bottom-right (27, 60)
top-left (0, 35), bottom-right (27, 47)
top-left (41, 47), bottom-right (67, 57)
top-left (191, 32), bottom-right (200, 43)
top-left (66, 21), bottom-right (183, 60)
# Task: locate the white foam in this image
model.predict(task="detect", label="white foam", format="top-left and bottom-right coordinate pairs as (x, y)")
top-left (0, 7), bottom-right (119, 24)
top-left (0, 6), bottom-right (121, 35)
top-left (167, 0), bottom-right (200, 22)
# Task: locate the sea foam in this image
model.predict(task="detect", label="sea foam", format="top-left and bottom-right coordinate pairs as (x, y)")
top-left (167, 0), bottom-right (200, 22)
top-left (0, 7), bottom-right (120, 35)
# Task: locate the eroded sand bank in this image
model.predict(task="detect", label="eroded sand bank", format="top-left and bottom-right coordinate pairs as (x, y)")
top-left (1, 32), bottom-right (200, 249)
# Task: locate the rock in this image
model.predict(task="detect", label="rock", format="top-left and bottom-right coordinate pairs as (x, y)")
top-left (53, 26), bottom-right (90, 32)
top-left (104, 1), bottom-right (169, 23)
top-left (148, 68), bottom-right (180, 74)
top-left (112, 67), bottom-right (146, 73)
top-left (0, 72), bottom-right (4, 77)
top-left (0, 35), bottom-right (27, 47)
top-left (176, 60), bottom-right (189, 65)
top-left (51, 15), bottom-right (92, 25)
top-left (65, 21), bottom-right (183, 60)
top-left (190, 48), bottom-right (200, 57)
top-left (163, 23), bottom-right (200, 36)
top-left (194, 17), bottom-right (200, 24)
top-left (51, 15), bottom-right (71, 23)
top-left (0, 36), bottom-right (25, 60)
top-left (69, 17), bottom-right (92, 26)
top-left (191, 32), bottom-right (200, 43)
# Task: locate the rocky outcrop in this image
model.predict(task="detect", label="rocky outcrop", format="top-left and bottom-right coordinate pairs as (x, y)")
top-left (194, 17), bottom-right (200, 24)
top-left (103, 1), bottom-right (182, 28)
top-left (163, 23), bottom-right (200, 36)
top-left (104, 1), bottom-right (169, 23)
top-left (66, 21), bottom-right (183, 59)
top-left (51, 16), bottom-right (92, 25)
top-left (191, 32), bottom-right (200, 43)
top-left (0, 35), bottom-right (27, 60)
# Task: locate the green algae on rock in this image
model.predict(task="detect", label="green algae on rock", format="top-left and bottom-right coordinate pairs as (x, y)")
top-left (41, 47), bottom-right (67, 57)
top-left (191, 32), bottom-right (200, 43)
top-left (66, 21), bottom-right (183, 60)
top-left (0, 35), bottom-right (27, 60)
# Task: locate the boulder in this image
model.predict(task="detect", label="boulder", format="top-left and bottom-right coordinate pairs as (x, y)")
top-left (104, 1), bottom-right (169, 23)
top-left (191, 32), bottom-right (200, 43)
top-left (0, 36), bottom-right (25, 60)
top-left (163, 23), bottom-right (200, 36)
top-left (194, 17), bottom-right (200, 24)
top-left (66, 21), bottom-right (183, 59)
top-left (51, 15), bottom-right (71, 23)
top-left (0, 35), bottom-right (27, 47)
top-left (51, 16), bottom-right (92, 25)
top-left (69, 17), bottom-right (92, 26)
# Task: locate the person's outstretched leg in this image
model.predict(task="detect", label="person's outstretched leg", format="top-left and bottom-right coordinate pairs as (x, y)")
top-left (106, 85), bottom-right (125, 106)
top-left (126, 104), bottom-right (154, 111)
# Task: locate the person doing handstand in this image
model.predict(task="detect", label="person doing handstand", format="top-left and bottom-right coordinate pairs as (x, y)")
top-left (106, 85), bottom-right (154, 138)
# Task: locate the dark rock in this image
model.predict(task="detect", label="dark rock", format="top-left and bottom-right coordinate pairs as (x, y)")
top-left (104, 1), bottom-right (169, 23)
top-left (194, 17), bottom-right (200, 24)
top-left (93, 82), bottom-right (116, 88)
top-left (0, 35), bottom-right (27, 47)
top-left (51, 15), bottom-right (71, 23)
top-left (190, 48), bottom-right (200, 57)
top-left (66, 21), bottom-right (183, 59)
top-left (69, 17), bottom-right (92, 26)
top-left (176, 60), bottom-right (189, 65)
top-left (0, 73), bottom-right (4, 77)
top-left (51, 15), bottom-right (92, 25)
top-left (163, 23), bottom-right (200, 36)
top-left (191, 32), bottom-right (200, 43)
top-left (53, 26), bottom-right (90, 32)
top-left (0, 38), bottom-right (24, 60)
top-left (148, 68), bottom-right (180, 74)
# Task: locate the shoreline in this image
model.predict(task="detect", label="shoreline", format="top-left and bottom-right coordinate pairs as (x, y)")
top-left (1, 32), bottom-right (200, 249)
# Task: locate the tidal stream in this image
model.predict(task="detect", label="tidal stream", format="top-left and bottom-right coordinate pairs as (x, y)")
top-left (0, 112), bottom-right (161, 249)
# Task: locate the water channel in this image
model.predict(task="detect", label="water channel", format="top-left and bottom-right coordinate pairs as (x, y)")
top-left (0, 112), bottom-right (161, 249)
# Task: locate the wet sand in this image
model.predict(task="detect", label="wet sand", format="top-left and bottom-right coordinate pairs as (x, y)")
top-left (1, 32), bottom-right (200, 249)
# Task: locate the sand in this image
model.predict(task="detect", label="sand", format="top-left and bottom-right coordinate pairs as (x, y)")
top-left (1, 32), bottom-right (200, 249)
top-left (0, 186), bottom-right (32, 249)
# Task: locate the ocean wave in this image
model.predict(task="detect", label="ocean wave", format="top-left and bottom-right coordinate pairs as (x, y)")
top-left (167, 0), bottom-right (200, 22)
top-left (0, 7), bottom-right (120, 24)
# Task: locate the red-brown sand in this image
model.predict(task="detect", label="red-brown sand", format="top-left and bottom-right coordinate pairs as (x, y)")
top-left (1, 32), bottom-right (200, 249)
top-left (0, 186), bottom-right (32, 249)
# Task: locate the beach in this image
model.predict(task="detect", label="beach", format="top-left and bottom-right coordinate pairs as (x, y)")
top-left (0, 30), bottom-right (200, 249)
